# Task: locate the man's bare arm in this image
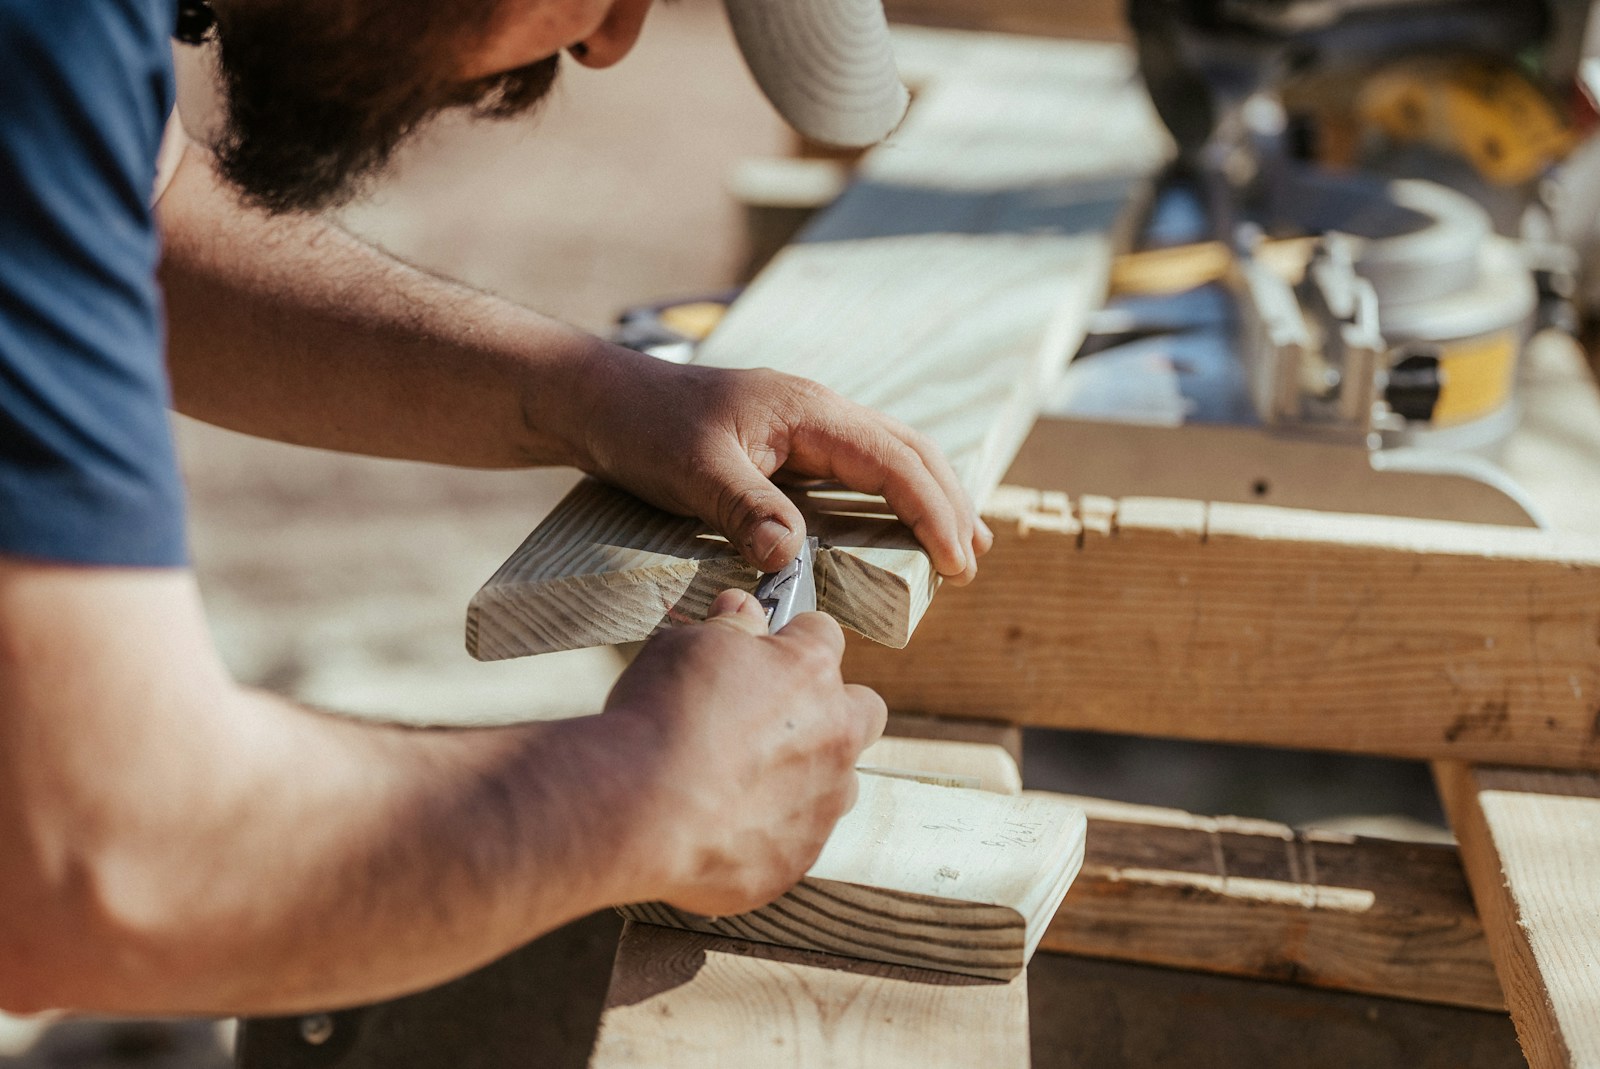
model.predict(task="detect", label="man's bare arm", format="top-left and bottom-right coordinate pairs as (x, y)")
top-left (157, 144), bottom-right (990, 579)
top-left (0, 561), bottom-right (881, 1015)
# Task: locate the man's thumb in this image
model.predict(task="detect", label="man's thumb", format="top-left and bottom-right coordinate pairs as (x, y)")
top-left (705, 588), bottom-right (769, 635)
top-left (700, 454), bottom-right (806, 571)
top-left (734, 492), bottom-right (805, 573)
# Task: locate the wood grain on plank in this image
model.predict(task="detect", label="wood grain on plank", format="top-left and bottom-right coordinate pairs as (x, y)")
top-left (619, 774), bottom-right (1084, 981)
top-left (844, 487), bottom-right (1600, 769)
top-left (590, 922), bottom-right (1028, 1069)
top-left (467, 36), bottom-right (1168, 659)
top-left (1436, 763), bottom-right (1600, 1068)
top-left (1047, 795), bottom-right (1501, 1011)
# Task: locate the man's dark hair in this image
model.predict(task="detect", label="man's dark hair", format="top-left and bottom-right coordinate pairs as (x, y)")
top-left (211, 0), bottom-right (560, 214)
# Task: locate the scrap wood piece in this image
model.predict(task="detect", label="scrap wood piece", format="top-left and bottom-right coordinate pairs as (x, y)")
top-left (1046, 795), bottom-right (1502, 1011)
top-left (589, 923), bottom-right (1029, 1069)
top-left (466, 231), bottom-right (1115, 658)
top-left (466, 36), bottom-right (1169, 661)
top-left (844, 487), bottom-right (1600, 769)
top-left (1435, 763), bottom-right (1600, 1068)
top-left (619, 774), bottom-right (1085, 981)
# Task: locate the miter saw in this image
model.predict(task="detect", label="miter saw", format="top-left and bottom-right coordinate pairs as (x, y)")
top-left (1010, 0), bottom-right (1600, 527)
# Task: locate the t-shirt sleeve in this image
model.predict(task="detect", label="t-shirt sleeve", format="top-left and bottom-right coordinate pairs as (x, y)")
top-left (0, 0), bottom-right (187, 566)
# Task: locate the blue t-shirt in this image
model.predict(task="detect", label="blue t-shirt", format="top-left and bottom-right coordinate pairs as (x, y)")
top-left (0, 0), bottom-right (187, 566)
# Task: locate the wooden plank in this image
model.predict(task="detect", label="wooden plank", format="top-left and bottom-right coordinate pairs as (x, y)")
top-left (844, 487), bottom-right (1600, 769)
top-left (466, 37), bottom-right (1170, 660)
top-left (1045, 795), bottom-right (1502, 1011)
top-left (590, 923), bottom-right (1029, 1069)
top-left (1435, 763), bottom-right (1600, 1068)
top-left (619, 775), bottom-right (1084, 980)
top-left (877, 718), bottom-right (1023, 785)
top-left (1028, 954), bottom-right (1523, 1069)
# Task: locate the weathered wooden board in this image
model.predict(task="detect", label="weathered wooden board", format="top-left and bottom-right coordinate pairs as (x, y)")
top-left (467, 36), bottom-right (1169, 659)
top-left (619, 774), bottom-right (1084, 981)
top-left (590, 923), bottom-right (1029, 1069)
top-left (844, 487), bottom-right (1600, 769)
top-left (1047, 795), bottom-right (1501, 1011)
top-left (1436, 763), bottom-right (1600, 1068)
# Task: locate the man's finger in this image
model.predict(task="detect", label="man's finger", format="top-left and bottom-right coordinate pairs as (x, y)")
top-left (771, 609), bottom-right (846, 659)
top-left (703, 588), bottom-right (770, 636)
top-left (845, 683), bottom-right (889, 751)
top-left (879, 418), bottom-right (983, 581)
top-left (788, 419), bottom-right (974, 583)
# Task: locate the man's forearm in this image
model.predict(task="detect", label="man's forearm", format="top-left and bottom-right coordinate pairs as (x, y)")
top-left (0, 565), bottom-right (662, 1015)
top-left (157, 143), bottom-right (609, 470)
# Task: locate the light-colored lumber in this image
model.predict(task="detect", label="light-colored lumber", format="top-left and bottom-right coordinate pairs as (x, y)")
top-left (589, 923), bottom-right (1029, 1069)
top-left (1046, 795), bottom-right (1502, 1011)
top-left (844, 487), bottom-right (1600, 769)
top-left (1436, 763), bottom-right (1600, 1067)
top-left (466, 36), bottom-right (1169, 660)
top-left (868, 727), bottom-right (1022, 793)
top-left (619, 774), bottom-right (1084, 981)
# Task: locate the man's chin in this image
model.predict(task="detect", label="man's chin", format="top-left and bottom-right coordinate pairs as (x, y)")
top-left (212, 54), bottom-right (563, 215)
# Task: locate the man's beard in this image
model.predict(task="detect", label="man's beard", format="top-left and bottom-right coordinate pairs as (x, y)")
top-left (210, 0), bottom-right (561, 215)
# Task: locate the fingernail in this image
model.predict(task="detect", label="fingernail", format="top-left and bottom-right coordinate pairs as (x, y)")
top-left (751, 519), bottom-right (792, 567)
top-left (978, 518), bottom-right (994, 542)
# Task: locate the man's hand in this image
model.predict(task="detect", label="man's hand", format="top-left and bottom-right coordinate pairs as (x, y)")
top-left (569, 348), bottom-right (994, 581)
top-left (160, 146), bottom-right (990, 578)
top-left (602, 589), bottom-right (887, 917)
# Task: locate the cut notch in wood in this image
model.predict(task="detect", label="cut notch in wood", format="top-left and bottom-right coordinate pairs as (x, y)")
top-left (466, 480), bottom-right (932, 659)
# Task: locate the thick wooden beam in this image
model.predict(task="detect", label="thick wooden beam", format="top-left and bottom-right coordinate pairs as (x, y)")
top-left (466, 37), bottom-right (1168, 660)
top-left (1435, 763), bottom-right (1600, 1067)
top-left (1047, 795), bottom-right (1502, 1011)
top-left (845, 487), bottom-right (1600, 769)
top-left (619, 774), bottom-right (1084, 981)
top-left (591, 923), bottom-right (1029, 1068)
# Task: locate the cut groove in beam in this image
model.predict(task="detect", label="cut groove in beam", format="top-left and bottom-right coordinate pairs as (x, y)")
top-left (1048, 795), bottom-right (1502, 1011)
top-left (845, 487), bottom-right (1600, 769)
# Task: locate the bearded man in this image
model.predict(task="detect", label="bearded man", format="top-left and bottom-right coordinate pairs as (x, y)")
top-left (0, 0), bottom-right (989, 1013)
